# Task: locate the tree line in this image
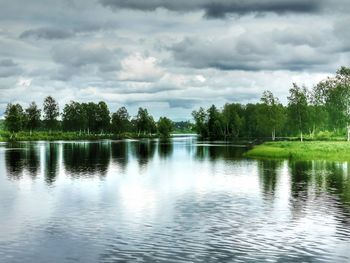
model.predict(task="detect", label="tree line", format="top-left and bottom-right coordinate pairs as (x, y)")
top-left (192, 67), bottom-right (350, 141)
top-left (3, 97), bottom-right (174, 137)
top-left (4, 66), bottom-right (350, 141)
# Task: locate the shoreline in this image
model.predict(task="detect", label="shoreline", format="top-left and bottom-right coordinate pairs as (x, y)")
top-left (244, 141), bottom-right (350, 161)
top-left (0, 131), bottom-right (197, 142)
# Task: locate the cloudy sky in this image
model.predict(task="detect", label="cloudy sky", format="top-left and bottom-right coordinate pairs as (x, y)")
top-left (0, 0), bottom-right (349, 120)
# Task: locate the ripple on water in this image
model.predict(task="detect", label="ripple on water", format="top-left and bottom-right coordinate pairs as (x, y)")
top-left (1, 140), bottom-right (350, 262)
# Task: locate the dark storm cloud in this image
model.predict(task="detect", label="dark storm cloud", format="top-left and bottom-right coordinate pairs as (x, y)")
top-left (333, 18), bottom-right (350, 52)
top-left (0, 59), bottom-right (23, 78)
top-left (49, 44), bottom-right (122, 81)
top-left (20, 28), bottom-right (74, 40)
top-left (168, 99), bottom-right (198, 109)
top-left (51, 44), bottom-right (114, 68)
top-left (170, 26), bottom-right (337, 72)
top-left (99, 0), bottom-right (322, 18)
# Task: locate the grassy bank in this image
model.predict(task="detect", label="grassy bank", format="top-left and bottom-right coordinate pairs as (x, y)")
top-left (244, 141), bottom-right (350, 161)
top-left (0, 130), bottom-right (158, 142)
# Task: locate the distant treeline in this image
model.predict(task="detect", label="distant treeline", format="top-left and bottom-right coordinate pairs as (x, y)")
top-left (192, 67), bottom-right (350, 141)
top-left (3, 98), bottom-right (174, 137)
top-left (3, 66), bottom-right (350, 141)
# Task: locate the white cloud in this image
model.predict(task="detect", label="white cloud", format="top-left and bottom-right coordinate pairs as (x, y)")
top-left (0, 0), bottom-right (348, 119)
top-left (118, 53), bottom-right (164, 82)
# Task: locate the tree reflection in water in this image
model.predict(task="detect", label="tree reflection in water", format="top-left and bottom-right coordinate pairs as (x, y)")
top-left (63, 142), bottom-right (111, 178)
top-left (5, 142), bottom-right (40, 180)
top-left (158, 139), bottom-right (173, 159)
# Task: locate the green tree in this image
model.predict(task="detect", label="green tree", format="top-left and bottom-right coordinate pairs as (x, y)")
top-left (207, 105), bottom-right (224, 138)
top-left (43, 96), bottom-right (59, 131)
top-left (135, 107), bottom-right (155, 135)
top-left (111, 107), bottom-right (130, 134)
top-left (157, 117), bottom-right (173, 138)
top-left (222, 103), bottom-right (244, 138)
top-left (82, 102), bottom-right (98, 133)
top-left (287, 84), bottom-right (310, 141)
top-left (314, 67), bottom-right (350, 140)
top-left (96, 101), bottom-right (110, 134)
top-left (259, 90), bottom-right (285, 140)
top-left (192, 107), bottom-right (208, 137)
top-left (62, 101), bottom-right (87, 132)
top-left (4, 103), bottom-right (25, 133)
top-left (25, 102), bottom-right (41, 134)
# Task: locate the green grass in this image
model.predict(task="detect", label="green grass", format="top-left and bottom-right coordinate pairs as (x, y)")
top-left (0, 131), bottom-right (158, 142)
top-left (245, 141), bottom-right (350, 161)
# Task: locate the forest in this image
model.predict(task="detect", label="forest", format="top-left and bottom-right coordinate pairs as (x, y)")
top-left (2, 66), bottom-right (350, 141)
top-left (192, 67), bottom-right (350, 141)
top-left (2, 98), bottom-right (174, 139)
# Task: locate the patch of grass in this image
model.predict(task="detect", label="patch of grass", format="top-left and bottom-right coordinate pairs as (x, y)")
top-left (0, 130), bottom-right (158, 142)
top-left (244, 141), bottom-right (350, 161)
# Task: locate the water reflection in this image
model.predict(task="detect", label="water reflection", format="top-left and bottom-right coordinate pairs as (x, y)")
top-left (194, 144), bottom-right (245, 161)
top-left (63, 142), bottom-right (111, 178)
top-left (44, 143), bottom-right (60, 184)
top-left (158, 140), bottom-right (173, 159)
top-left (257, 160), bottom-right (282, 200)
top-left (111, 141), bottom-right (129, 171)
top-left (1, 139), bottom-right (350, 262)
top-left (5, 143), bottom-right (40, 180)
top-left (130, 140), bottom-right (156, 168)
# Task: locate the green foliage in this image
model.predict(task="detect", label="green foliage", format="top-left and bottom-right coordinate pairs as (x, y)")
top-left (62, 101), bottom-right (87, 131)
top-left (192, 107), bottom-right (208, 137)
top-left (287, 83), bottom-right (310, 141)
top-left (1, 96), bottom-right (166, 141)
top-left (4, 103), bottom-right (25, 133)
top-left (111, 107), bottom-right (130, 134)
top-left (0, 130), bottom-right (158, 142)
top-left (25, 102), bottom-right (41, 132)
top-left (96, 101), bottom-right (111, 133)
top-left (191, 67), bottom-right (350, 141)
top-left (135, 107), bottom-right (156, 135)
top-left (3, 66), bottom-right (350, 143)
top-left (259, 90), bottom-right (285, 140)
top-left (245, 141), bottom-right (350, 161)
top-left (43, 96), bottom-right (59, 130)
top-left (173, 121), bottom-right (194, 134)
top-left (157, 117), bottom-right (173, 138)
top-left (222, 103), bottom-right (244, 138)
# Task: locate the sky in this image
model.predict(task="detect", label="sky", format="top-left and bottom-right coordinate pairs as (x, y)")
top-left (0, 0), bottom-right (349, 120)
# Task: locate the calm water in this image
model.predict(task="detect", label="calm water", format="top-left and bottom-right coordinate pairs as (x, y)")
top-left (0, 137), bottom-right (350, 263)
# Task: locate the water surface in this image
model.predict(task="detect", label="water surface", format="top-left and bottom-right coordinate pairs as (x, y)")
top-left (0, 137), bottom-right (350, 262)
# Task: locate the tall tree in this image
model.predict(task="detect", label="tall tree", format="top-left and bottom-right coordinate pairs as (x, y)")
top-left (287, 84), bottom-right (310, 141)
top-left (96, 101), bottom-right (110, 134)
top-left (82, 102), bottom-right (98, 133)
top-left (157, 117), bottom-right (173, 138)
top-left (4, 103), bottom-right (24, 133)
top-left (192, 107), bottom-right (208, 137)
top-left (111, 107), bottom-right (130, 134)
top-left (43, 96), bottom-right (59, 131)
top-left (25, 102), bottom-right (41, 134)
top-left (62, 101), bottom-right (87, 132)
top-left (314, 67), bottom-right (350, 140)
top-left (222, 103), bottom-right (244, 138)
top-left (260, 90), bottom-right (285, 140)
top-left (207, 105), bottom-right (223, 138)
top-left (135, 107), bottom-right (155, 135)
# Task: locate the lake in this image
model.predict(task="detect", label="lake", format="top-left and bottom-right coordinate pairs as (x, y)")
top-left (0, 137), bottom-right (350, 262)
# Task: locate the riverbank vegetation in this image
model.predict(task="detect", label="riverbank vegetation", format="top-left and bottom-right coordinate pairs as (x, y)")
top-left (192, 67), bottom-right (350, 141)
top-left (2, 67), bottom-right (350, 143)
top-left (244, 141), bottom-right (350, 161)
top-left (2, 97), bottom-right (175, 141)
